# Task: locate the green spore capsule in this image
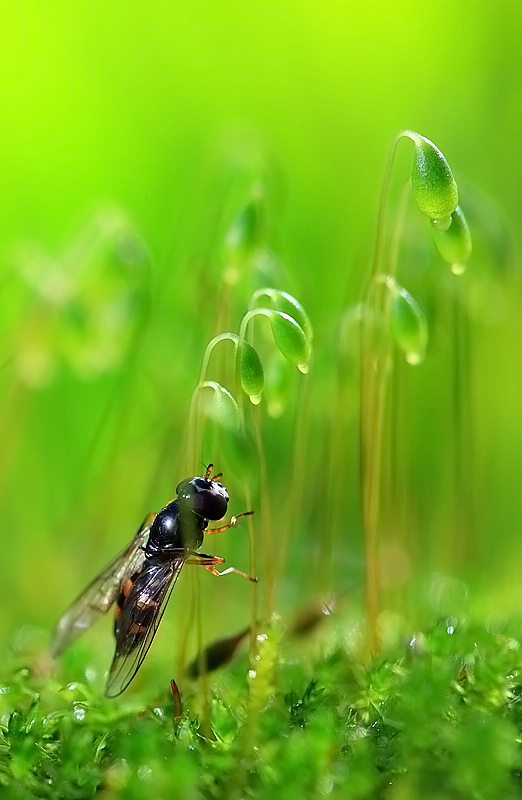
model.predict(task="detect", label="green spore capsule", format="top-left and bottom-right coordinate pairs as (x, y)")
top-left (431, 205), bottom-right (472, 274)
top-left (238, 341), bottom-right (265, 404)
top-left (409, 133), bottom-right (458, 220)
top-left (251, 288), bottom-right (313, 345)
top-left (272, 290), bottom-right (313, 344)
top-left (200, 381), bottom-right (240, 430)
top-left (186, 625), bottom-right (250, 677)
top-left (389, 284), bottom-right (429, 365)
top-left (264, 350), bottom-right (292, 418)
top-left (224, 193), bottom-right (263, 262)
top-left (269, 311), bottom-right (311, 373)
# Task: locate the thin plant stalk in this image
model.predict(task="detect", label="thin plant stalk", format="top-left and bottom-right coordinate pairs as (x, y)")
top-left (322, 307), bottom-right (364, 594)
top-left (359, 132), bottom-right (405, 654)
top-left (451, 285), bottom-right (474, 572)
top-left (251, 405), bottom-right (274, 617)
top-left (183, 331), bottom-right (239, 729)
top-left (244, 484), bottom-right (258, 656)
top-left (187, 332), bottom-right (238, 471)
top-left (176, 567), bottom-right (197, 673)
top-left (236, 313), bottom-right (265, 656)
top-left (276, 375), bottom-right (311, 593)
top-left (189, 567), bottom-right (215, 740)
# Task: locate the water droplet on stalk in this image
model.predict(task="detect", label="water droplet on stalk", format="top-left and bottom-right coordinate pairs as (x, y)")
top-left (405, 351), bottom-right (422, 366)
top-left (432, 215), bottom-right (452, 232)
top-left (451, 262), bottom-right (466, 276)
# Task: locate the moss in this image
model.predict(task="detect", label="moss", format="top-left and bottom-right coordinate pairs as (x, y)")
top-left (2, 620), bottom-right (522, 798)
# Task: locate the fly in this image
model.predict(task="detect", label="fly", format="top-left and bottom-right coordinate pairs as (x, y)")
top-left (51, 465), bottom-right (255, 696)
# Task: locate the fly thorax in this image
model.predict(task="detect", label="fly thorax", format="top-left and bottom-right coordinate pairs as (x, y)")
top-left (146, 501), bottom-right (185, 556)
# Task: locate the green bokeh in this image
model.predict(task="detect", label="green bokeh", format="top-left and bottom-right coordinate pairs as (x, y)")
top-left (1, 0), bottom-right (522, 668)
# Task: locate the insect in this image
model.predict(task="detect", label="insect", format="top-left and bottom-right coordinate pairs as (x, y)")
top-left (51, 465), bottom-right (255, 697)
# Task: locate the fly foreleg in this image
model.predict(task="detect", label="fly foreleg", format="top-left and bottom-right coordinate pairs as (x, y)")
top-left (206, 510), bottom-right (254, 534)
top-left (186, 552), bottom-right (257, 582)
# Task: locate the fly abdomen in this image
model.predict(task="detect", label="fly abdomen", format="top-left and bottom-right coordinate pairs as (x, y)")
top-left (114, 570), bottom-right (158, 639)
top-left (112, 555), bottom-right (183, 657)
top-left (115, 586), bottom-right (159, 654)
top-left (114, 575), bottom-right (138, 634)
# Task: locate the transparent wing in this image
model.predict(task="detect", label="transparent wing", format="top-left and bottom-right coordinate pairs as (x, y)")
top-left (51, 513), bottom-right (155, 658)
top-left (105, 553), bottom-right (186, 697)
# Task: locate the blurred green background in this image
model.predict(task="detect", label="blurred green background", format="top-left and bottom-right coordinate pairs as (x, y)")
top-left (1, 0), bottom-right (522, 678)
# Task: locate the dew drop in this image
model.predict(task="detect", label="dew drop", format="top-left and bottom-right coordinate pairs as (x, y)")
top-left (153, 707), bottom-right (163, 718)
top-left (137, 765), bottom-right (152, 781)
top-left (249, 393), bottom-right (263, 406)
top-left (321, 595), bottom-right (336, 615)
top-left (485, 615), bottom-right (507, 635)
top-left (297, 363), bottom-right (310, 375)
top-left (429, 575), bottom-right (468, 613)
top-left (104, 758), bottom-right (130, 792)
top-left (451, 262), bottom-right (466, 276)
top-left (256, 633), bottom-right (268, 643)
top-left (85, 667), bottom-right (97, 683)
top-left (73, 705), bottom-right (86, 721)
top-left (248, 669), bottom-right (257, 679)
top-left (431, 215), bottom-right (452, 232)
top-left (319, 775), bottom-right (334, 794)
top-left (405, 351), bottom-right (423, 366)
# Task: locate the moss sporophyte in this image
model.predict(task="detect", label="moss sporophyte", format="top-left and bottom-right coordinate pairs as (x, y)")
top-left (359, 131), bottom-right (471, 653)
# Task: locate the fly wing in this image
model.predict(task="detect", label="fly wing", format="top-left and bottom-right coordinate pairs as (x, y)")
top-left (105, 553), bottom-right (186, 697)
top-left (51, 513), bottom-right (155, 658)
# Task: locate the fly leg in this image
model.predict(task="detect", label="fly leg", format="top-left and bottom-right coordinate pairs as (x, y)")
top-left (186, 552), bottom-right (257, 582)
top-left (206, 510), bottom-right (254, 534)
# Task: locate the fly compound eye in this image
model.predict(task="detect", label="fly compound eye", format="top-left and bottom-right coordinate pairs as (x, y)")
top-left (176, 476), bottom-right (229, 520)
top-left (200, 481), bottom-right (229, 520)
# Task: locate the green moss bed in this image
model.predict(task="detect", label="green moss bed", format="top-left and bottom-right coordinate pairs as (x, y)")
top-left (2, 618), bottom-right (522, 799)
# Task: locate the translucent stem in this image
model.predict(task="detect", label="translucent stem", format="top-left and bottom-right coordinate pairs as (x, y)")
top-left (276, 375), bottom-right (310, 593)
top-left (451, 286), bottom-right (474, 571)
top-left (249, 287), bottom-right (275, 308)
top-left (360, 132), bottom-right (408, 654)
top-left (252, 405), bottom-right (273, 618)
top-left (184, 330), bottom-right (238, 731)
top-left (236, 310), bottom-right (273, 658)
top-left (188, 332), bottom-right (238, 471)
